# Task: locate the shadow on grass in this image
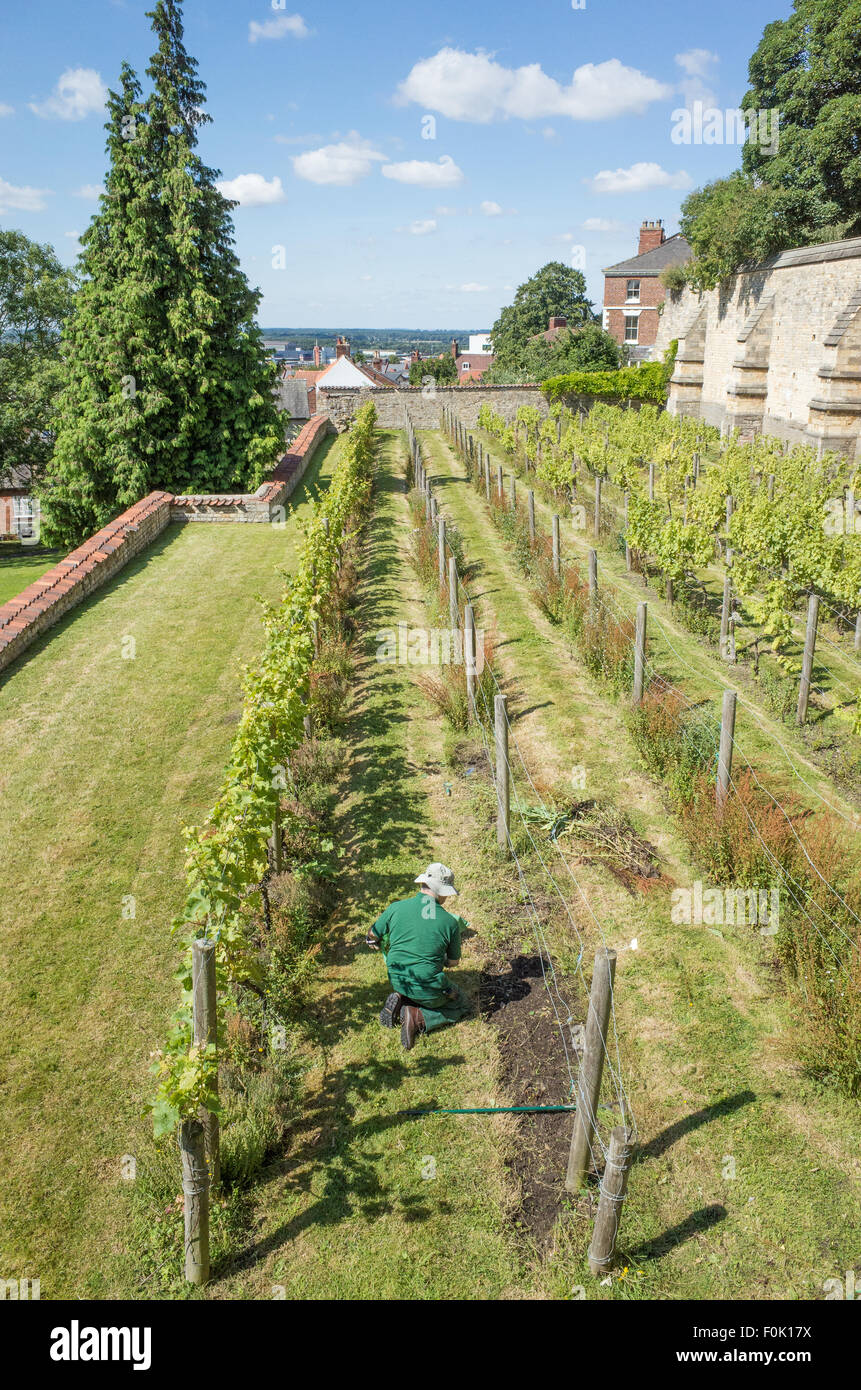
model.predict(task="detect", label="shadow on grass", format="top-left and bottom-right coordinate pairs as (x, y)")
top-left (637, 1090), bottom-right (757, 1162)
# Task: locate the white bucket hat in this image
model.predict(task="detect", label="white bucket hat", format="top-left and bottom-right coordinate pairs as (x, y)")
top-left (415, 863), bottom-right (459, 898)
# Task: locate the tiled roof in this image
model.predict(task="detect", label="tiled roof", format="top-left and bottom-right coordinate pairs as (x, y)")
top-left (603, 233), bottom-right (692, 278)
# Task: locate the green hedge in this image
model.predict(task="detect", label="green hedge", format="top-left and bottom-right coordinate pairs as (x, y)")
top-left (542, 347), bottom-right (677, 407)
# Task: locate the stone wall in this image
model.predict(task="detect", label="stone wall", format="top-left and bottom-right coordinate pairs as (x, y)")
top-left (654, 236), bottom-right (861, 458)
top-left (317, 383), bottom-right (552, 431)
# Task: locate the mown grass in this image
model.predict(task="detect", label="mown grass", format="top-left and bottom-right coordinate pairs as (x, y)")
top-left (0, 543), bottom-right (65, 606)
top-left (423, 427), bottom-right (861, 1301)
top-left (0, 437), bottom-right (341, 1298)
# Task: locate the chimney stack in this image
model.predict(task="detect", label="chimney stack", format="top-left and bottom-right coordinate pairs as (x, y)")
top-left (335, 335), bottom-right (351, 360)
top-left (451, 338), bottom-right (460, 359)
top-left (638, 219), bottom-right (665, 256)
top-left (549, 316), bottom-right (568, 331)
top-left (313, 343), bottom-right (321, 367)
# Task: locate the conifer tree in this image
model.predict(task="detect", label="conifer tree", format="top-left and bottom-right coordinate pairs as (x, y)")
top-left (41, 0), bottom-right (282, 545)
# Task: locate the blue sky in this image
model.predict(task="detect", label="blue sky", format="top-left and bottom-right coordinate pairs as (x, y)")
top-left (0, 0), bottom-right (793, 329)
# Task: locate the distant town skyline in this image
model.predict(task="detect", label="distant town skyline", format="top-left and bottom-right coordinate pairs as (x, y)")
top-left (0, 0), bottom-right (792, 326)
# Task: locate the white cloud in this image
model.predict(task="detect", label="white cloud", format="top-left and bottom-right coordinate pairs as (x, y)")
top-left (587, 161), bottom-right (691, 194)
top-left (402, 218), bottom-right (437, 235)
top-left (216, 173), bottom-right (286, 206)
top-left (675, 49), bottom-right (719, 108)
top-left (480, 200), bottom-right (503, 216)
top-left (73, 182), bottom-right (105, 199)
top-left (381, 155), bottom-right (464, 187)
top-left (0, 178), bottom-right (52, 213)
top-left (395, 48), bottom-right (670, 123)
top-left (435, 204), bottom-right (458, 216)
top-left (0, 103), bottom-right (13, 117)
top-left (293, 135), bottom-right (385, 185)
top-left (249, 14), bottom-right (310, 43)
top-left (455, 283), bottom-right (489, 293)
top-left (29, 67), bottom-right (107, 120)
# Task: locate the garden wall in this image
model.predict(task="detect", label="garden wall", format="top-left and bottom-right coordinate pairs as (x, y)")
top-left (0, 415), bottom-right (331, 676)
top-left (655, 235), bottom-right (861, 458)
top-left (317, 383), bottom-right (554, 431)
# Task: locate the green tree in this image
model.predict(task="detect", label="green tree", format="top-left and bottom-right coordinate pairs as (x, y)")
top-left (408, 355), bottom-right (457, 386)
top-left (0, 229), bottom-right (75, 486)
top-left (681, 0), bottom-right (861, 288)
top-left (41, 0), bottom-right (282, 546)
top-left (490, 262), bottom-right (595, 372)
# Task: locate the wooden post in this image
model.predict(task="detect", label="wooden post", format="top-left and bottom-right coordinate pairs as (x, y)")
top-left (438, 515), bottom-right (446, 589)
top-left (588, 1127), bottom-right (636, 1277)
top-left (633, 602), bottom-right (647, 705)
top-left (725, 494), bottom-right (734, 559)
top-left (720, 572), bottom-right (732, 659)
top-left (648, 461), bottom-right (655, 501)
top-left (552, 514), bottom-right (561, 579)
top-left (180, 1118), bottom-right (210, 1286)
top-left (448, 556), bottom-right (459, 631)
top-left (594, 475), bottom-right (602, 539)
top-left (497, 464), bottom-right (503, 500)
top-left (796, 593), bottom-right (820, 726)
top-left (311, 617), bottom-right (320, 656)
top-left (855, 611), bottom-right (861, 654)
top-left (624, 491), bottom-right (632, 571)
top-left (494, 694), bottom-right (510, 855)
top-left (510, 473), bottom-right (516, 507)
top-left (566, 948), bottom-right (617, 1192)
top-left (485, 460), bottom-right (491, 503)
top-left (556, 415), bottom-right (562, 444)
top-left (192, 939), bottom-right (219, 1187)
top-left (717, 690), bottom-right (737, 807)
top-left (588, 549), bottom-right (598, 602)
top-left (270, 805), bottom-right (283, 876)
top-left (528, 490), bottom-right (536, 547)
top-left (464, 602), bottom-right (476, 714)
top-left (303, 712), bottom-right (313, 739)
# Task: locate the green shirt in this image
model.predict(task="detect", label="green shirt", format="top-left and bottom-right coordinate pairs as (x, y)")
top-left (371, 892), bottom-right (463, 1004)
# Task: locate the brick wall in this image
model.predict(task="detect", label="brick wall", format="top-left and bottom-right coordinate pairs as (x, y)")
top-left (0, 492), bottom-right (173, 676)
top-left (0, 415), bottom-right (331, 676)
top-left (171, 414), bottom-right (330, 522)
top-left (604, 274), bottom-right (665, 348)
top-left (654, 236), bottom-right (861, 458)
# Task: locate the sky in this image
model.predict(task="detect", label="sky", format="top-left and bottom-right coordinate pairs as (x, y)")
top-left (0, 0), bottom-right (794, 331)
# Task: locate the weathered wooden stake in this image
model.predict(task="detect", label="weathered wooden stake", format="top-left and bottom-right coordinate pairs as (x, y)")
top-left (181, 1118), bottom-right (210, 1286)
top-left (270, 804), bottom-right (283, 876)
top-left (464, 602), bottom-right (476, 714)
top-left (588, 1126), bottom-right (636, 1277)
top-left (593, 475), bottom-right (602, 539)
top-left (648, 461), bottom-right (655, 501)
top-left (717, 689), bottom-right (737, 807)
top-left (485, 459), bottom-right (491, 503)
top-left (192, 939), bottom-right (219, 1187)
top-left (552, 514), bottom-right (561, 579)
top-left (494, 694), bottom-right (510, 855)
top-left (510, 473), bottom-right (516, 506)
top-left (588, 549), bottom-right (598, 602)
top-left (855, 611), bottom-right (861, 654)
top-left (624, 491), bottom-right (632, 571)
top-left (633, 602), bottom-right (647, 705)
top-left (528, 490), bottom-right (536, 547)
top-left (767, 474), bottom-right (775, 503)
top-left (796, 593), bottom-right (820, 726)
top-left (566, 947), bottom-right (617, 1192)
top-left (448, 556), bottom-right (459, 631)
top-left (437, 515), bottom-right (446, 588)
top-left (497, 464), bottom-right (504, 500)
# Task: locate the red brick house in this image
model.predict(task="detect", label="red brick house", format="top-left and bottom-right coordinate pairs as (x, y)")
top-left (0, 464), bottom-right (36, 540)
top-left (448, 338), bottom-right (494, 382)
top-left (603, 220), bottom-right (691, 361)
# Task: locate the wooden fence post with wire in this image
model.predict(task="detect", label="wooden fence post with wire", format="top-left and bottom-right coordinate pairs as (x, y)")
top-left (494, 693), bottom-right (510, 855)
top-left (566, 947), bottom-right (617, 1192)
top-left (588, 1126), bottom-right (636, 1276)
top-left (180, 1118), bottom-right (209, 1286)
top-left (796, 593), bottom-right (820, 726)
top-left (717, 689), bottom-right (737, 807)
top-left (633, 602), bottom-right (647, 705)
top-left (465, 602), bottom-right (477, 715)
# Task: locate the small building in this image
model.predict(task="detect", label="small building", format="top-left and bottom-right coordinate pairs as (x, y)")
top-left (603, 221), bottom-right (692, 361)
top-left (449, 338), bottom-right (494, 383)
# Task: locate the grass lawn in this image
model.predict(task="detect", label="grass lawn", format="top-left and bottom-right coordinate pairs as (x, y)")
top-left (0, 544), bottom-right (65, 607)
top-left (0, 438), bottom-right (340, 1298)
